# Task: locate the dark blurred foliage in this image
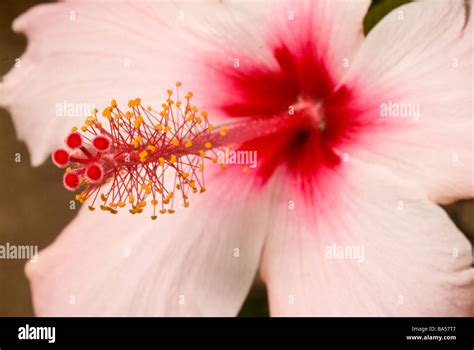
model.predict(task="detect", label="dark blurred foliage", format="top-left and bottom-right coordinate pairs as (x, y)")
top-left (364, 0), bottom-right (411, 34)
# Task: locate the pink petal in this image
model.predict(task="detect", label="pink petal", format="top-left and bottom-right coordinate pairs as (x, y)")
top-left (340, 0), bottom-right (473, 203)
top-left (25, 170), bottom-right (271, 316)
top-left (269, 0), bottom-right (370, 81)
top-left (0, 1), bottom-right (259, 165)
top-left (201, 0), bottom-right (370, 118)
top-left (0, 0), bottom-right (369, 166)
top-left (260, 160), bottom-right (474, 316)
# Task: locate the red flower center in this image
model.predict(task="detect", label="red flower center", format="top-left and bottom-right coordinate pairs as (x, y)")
top-left (215, 43), bottom-right (363, 186)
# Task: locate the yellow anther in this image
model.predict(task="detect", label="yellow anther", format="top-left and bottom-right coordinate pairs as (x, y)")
top-left (134, 98), bottom-right (141, 106)
top-left (199, 164), bottom-right (204, 172)
top-left (200, 187), bottom-right (206, 193)
top-left (118, 202), bottom-right (126, 208)
top-left (199, 150), bottom-right (206, 157)
top-left (131, 135), bottom-right (143, 148)
top-left (176, 81), bottom-right (182, 87)
top-left (128, 195), bottom-right (135, 203)
top-left (102, 107), bottom-right (112, 118)
top-left (155, 124), bottom-right (163, 132)
top-left (140, 201), bottom-right (147, 208)
top-left (167, 89), bottom-right (173, 96)
top-left (201, 111), bottom-right (208, 118)
top-left (75, 194), bottom-right (85, 204)
top-left (176, 101), bottom-right (182, 108)
top-left (114, 113), bottom-right (122, 119)
top-left (81, 126), bottom-right (88, 132)
top-left (171, 138), bottom-right (180, 146)
top-left (169, 154), bottom-right (177, 164)
top-left (181, 172), bottom-right (189, 178)
top-left (147, 106), bottom-right (152, 111)
top-left (168, 209), bottom-right (175, 214)
top-left (111, 99), bottom-right (117, 108)
top-left (147, 145), bottom-right (156, 152)
top-left (71, 126), bottom-right (78, 132)
top-left (100, 193), bottom-right (107, 202)
top-left (204, 142), bottom-right (212, 149)
top-left (151, 199), bottom-right (158, 206)
top-left (125, 111), bottom-right (133, 119)
top-left (184, 140), bottom-right (193, 148)
top-left (220, 127), bottom-right (228, 136)
top-left (92, 108), bottom-right (98, 114)
top-left (191, 106), bottom-right (198, 113)
top-left (195, 116), bottom-right (202, 124)
top-left (151, 215), bottom-right (158, 220)
top-left (158, 157), bottom-right (165, 166)
top-left (183, 202), bottom-right (190, 208)
top-left (134, 116), bottom-right (143, 129)
top-left (208, 124), bottom-right (215, 131)
top-left (88, 206), bottom-right (95, 211)
top-left (164, 125), bottom-right (171, 132)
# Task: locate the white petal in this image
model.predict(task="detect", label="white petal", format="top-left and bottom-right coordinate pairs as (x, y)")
top-left (340, 0), bottom-right (473, 203)
top-left (0, 1), bottom-right (268, 165)
top-left (260, 160), bottom-right (474, 316)
top-left (25, 170), bottom-right (272, 316)
top-left (0, 0), bottom-right (369, 165)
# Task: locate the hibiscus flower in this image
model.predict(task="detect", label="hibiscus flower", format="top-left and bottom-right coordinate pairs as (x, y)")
top-left (0, 0), bottom-right (473, 316)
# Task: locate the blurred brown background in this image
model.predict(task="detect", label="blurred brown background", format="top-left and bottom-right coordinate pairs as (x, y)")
top-left (0, 0), bottom-right (472, 317)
